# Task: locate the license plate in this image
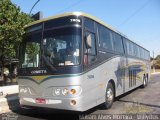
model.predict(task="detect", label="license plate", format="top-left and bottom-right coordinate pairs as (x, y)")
top-left (35, 98), bottom-right (46, 104)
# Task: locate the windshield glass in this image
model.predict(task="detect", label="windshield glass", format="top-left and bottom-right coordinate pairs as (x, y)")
top-left (20, 32), bottom-right (41, 68)
top-left (43, 27), bottom-right (81, 66)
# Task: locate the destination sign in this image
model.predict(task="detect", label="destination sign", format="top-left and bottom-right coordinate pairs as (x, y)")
top-left (44, 16), bottom-right (82, 30)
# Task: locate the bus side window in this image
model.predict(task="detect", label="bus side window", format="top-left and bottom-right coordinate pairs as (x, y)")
top-left (112, 33), bottom-right (124, 54)
top-left (84, 31), bottom-right (96, 65)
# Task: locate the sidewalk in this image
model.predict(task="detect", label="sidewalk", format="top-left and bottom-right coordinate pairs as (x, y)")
top-left (0, 85), bottom-right (19, 113)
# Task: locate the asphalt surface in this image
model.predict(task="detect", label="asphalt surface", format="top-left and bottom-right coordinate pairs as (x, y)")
top-left (0, 73), bottom-right (160, 120)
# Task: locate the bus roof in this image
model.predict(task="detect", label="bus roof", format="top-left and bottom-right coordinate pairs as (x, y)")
top-left (26, 11), bottom-right (149, 52)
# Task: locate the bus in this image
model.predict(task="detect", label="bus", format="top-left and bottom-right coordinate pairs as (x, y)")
top-left (18, 12), bottom-right (150, 111)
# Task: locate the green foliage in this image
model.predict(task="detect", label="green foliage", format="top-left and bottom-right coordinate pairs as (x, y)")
top-left (156, 55), bottom-right (160, 60)
top-left (26, 42), bottom-right (40, 64)
top-left (154, 55), bottom-right (160, 68)
top-left (0, 0), bottom-right (33, 59)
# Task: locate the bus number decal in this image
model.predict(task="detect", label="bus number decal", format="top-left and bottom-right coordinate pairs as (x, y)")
top-left (70, 19), bottom-right (81, 23)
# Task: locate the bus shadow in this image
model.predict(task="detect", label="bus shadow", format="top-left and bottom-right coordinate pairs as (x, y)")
top-left (15, 108), bottom-right (80, 120)
top-left (5, 93), bottom-right (20, 111)
top-left (11, 107), bottom-right (80, 120)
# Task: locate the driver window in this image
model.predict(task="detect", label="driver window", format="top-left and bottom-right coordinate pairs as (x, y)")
top-left (84, 32), bottom-right (96, 65)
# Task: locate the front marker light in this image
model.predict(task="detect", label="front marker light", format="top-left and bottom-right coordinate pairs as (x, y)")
top-left (62, 88), bottom-right (69, 95)
top-left (55, 88), bottom-right (61, 95)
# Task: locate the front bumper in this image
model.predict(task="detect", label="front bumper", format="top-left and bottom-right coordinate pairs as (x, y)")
top-left (19, 96), bottom-right (87, 111)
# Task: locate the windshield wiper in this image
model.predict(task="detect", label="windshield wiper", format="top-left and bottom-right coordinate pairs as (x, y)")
top-left (42, 55), bottom-right (57, 71)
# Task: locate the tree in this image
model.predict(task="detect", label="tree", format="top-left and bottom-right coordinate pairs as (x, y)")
top-left (156, 55), bottom-right (160, 60)
top-left (155, 55), bottom-right (160, 69)
top-left (0, 0), bottom-right (33, 85)
top-left (0, 0), bottom-right (33, 60)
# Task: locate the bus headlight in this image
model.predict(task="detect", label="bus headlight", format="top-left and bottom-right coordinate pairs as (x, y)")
top-left (55, 88), bottom-right (61, 95)
top-left (62, 88), bottom-right (69, 95)
top-left (52, 86), bottom-right (82, 97)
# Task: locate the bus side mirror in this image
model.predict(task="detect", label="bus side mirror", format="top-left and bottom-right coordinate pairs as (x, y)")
top-left (86, 34), bottom-right (92, 48)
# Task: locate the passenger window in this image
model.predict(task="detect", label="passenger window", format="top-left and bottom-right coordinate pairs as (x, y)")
top-left (98, 25), bottom-right (113, 50)
top-left (112, 33), bottom-right (124, 54)
top-left (140, 48), bottom-right (143, 59)
top-left (136, 46), bottom-right (140, 58)
top-left (133, 44), bottom-right (138, 57)
top-left (126, 40), bottom-right (134, 56)
top-left (129, 41), bottom-right (133, 56)
top-left (147, 52), bottom-right (150, 60)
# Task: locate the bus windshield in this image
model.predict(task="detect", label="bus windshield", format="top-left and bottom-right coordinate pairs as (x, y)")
top-left (20, 27), bottom-right (82, 68)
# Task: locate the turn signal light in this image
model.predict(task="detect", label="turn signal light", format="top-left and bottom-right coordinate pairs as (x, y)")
top-left (70, 89), bottom-right (76, 94)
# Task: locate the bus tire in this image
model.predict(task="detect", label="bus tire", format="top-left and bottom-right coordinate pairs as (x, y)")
top-left (142, 75), bottom-right (147, 88)
top-left (102, 82), bottom-right (114, 109)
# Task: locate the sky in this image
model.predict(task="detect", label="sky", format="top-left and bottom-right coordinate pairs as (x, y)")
top-left (11, 0), bottom-right (160, 57)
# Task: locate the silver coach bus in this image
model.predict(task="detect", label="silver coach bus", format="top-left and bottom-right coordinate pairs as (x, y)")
top-left (18, 12), bottom-right (150, 111)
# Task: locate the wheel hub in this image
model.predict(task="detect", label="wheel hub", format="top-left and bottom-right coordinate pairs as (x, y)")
top-left (107, 88), bottom-right (113, 102)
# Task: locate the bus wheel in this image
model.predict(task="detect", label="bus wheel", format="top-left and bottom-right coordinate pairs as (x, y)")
top-left (102, 82), bottom-right (114, 109)
top-left (142, 75), bottom-right (147, 88)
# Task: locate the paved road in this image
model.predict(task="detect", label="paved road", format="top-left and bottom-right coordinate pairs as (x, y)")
top-left (0, 73), bottom-right (160, 120)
